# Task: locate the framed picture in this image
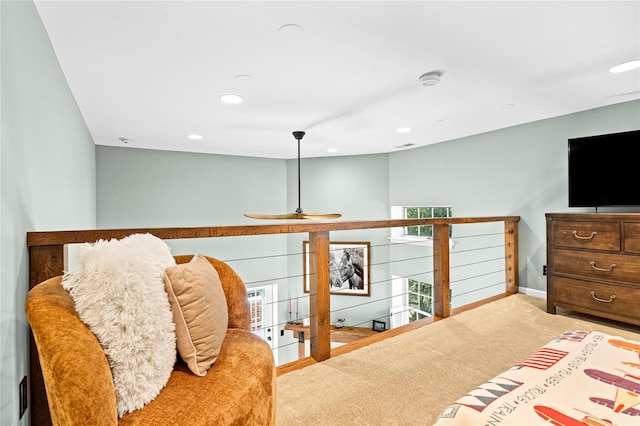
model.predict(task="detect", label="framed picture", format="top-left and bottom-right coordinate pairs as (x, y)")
top-left (303, 241), bottom-right (370, 296)
top-left (372, 320), bottom-right (386, 332)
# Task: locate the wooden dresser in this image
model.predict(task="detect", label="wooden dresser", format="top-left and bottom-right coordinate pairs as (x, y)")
top-left (546, 213), bottom-right (640, 326)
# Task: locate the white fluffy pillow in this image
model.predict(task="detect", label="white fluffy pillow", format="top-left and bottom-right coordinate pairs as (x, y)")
top-left (62, 233), bottom-right (177, 416)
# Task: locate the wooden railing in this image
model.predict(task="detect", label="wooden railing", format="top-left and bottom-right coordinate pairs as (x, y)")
top-left (26, 216), bottom-right (519, 425)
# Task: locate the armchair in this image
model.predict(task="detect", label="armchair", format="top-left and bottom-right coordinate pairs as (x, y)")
top-left (25, 255), bottom-right (276, 425)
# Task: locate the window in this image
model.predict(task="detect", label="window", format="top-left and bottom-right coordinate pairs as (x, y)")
top-left (404, 206), bottom-right (452, 238)
top-left (247, 288), bottom-right (267, 337)
top-left (390, 277), bottom-right (433, 328)
top-left (407, 278), bottom-right (433, 321)
top-left (248, 292), bottom-right (264, 334)
top-left (246, 284), bottom-right (278, 364)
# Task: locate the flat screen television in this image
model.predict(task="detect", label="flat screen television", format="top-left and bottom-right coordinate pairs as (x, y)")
top-left (568, 130), bottom-right (640, 207)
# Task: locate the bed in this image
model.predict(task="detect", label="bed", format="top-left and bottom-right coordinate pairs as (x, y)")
top-left (434, 330), bottom-right (640, 425)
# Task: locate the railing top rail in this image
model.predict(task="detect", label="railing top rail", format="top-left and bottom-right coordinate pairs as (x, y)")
top-left (27, 216), bottom-right (520, 247)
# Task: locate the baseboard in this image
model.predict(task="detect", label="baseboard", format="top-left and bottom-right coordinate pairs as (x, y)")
top-left (518, 287), bottom-right (546, 299)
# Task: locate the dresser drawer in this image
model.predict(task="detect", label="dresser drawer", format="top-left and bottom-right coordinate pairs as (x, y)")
top-left (553, 248), bottom-right (640, 287)
top-left (625, 223), bottom-right (640, 254)
top-left (552, 221), bottom-right (620, 251)
top-left (554, 277), bottom-right (640, 320)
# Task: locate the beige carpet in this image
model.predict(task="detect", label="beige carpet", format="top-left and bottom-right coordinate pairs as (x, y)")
top-left (276, 294), bottom-right (640, 426)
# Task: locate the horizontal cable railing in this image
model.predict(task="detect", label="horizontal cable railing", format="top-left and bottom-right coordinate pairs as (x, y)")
top-left (217, 221), bottom-right (519, 366)
top-left (27, 216), bottom-right (519, 378)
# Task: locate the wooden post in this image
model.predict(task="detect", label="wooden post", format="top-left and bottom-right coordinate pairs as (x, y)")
top-left (29, 245), bottom-right (64, 289)
top-left (308, 231), bottom-right (331, 362)
top-left (29, 244), bottom-right (64, 426)
top-left (432, 224), bottom-right (451, 319)
top-left (545, 216), bottom-right (556, 314)
top-left (504, 220), bottom-right (519, 294)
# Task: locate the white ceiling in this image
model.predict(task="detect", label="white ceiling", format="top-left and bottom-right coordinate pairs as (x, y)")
top-left (34, 1), bottom-right (640, 159)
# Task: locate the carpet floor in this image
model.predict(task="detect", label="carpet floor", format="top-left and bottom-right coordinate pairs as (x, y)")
top-left (276, 294), bottom-right (640, 426)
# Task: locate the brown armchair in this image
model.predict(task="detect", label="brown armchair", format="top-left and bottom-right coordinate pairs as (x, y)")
top-left (25, 255), bottom-right (276, 425)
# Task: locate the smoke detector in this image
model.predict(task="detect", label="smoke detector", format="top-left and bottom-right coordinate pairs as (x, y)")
top-left (419, 70), bottom-right (446, 86)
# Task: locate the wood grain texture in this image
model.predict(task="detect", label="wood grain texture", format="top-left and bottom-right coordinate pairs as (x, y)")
top-left (554, 248), bottom-right (640, 286)
top-left (624, 223), bottom-right (640, 254)
top-left (433, 223), bottom-right (451, 319)
top-left (309, 231), bottom-right (331, 362)
top-left (27, 217), bottom-right (521, 247)
top-left (29, 245), bottom-right (64, 289)
top-left (546, 213), bottom-right (640, 326)
top-left (552, 220), bottom-right (621, 251)
top-left (504, 220), bottom-right (519, 294)
top-left (554, 277), bottom-right (640, 325)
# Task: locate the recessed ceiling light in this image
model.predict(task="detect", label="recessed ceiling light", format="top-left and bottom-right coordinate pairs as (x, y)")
top-left (396, 127), bottom-right (412, 133)
top-left (219, 94), bottom-right (243, 104)
top-left (278, 24), bottom-right (304, 39)
top-left (187, 134), bottom-right (203, 140)
top-left (610, 59), bottom-right (640, 73)
top-left (327, 148), bottom-right (338, 153)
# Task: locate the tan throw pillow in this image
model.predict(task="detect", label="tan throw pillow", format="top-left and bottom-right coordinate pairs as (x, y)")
top-left (164, 254), bottom-right (229, 376)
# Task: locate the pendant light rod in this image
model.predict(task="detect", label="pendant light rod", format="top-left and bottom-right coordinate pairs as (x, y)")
top-left (243, 130), bottom-right (340, 220)
top-left (293, 131), bottom-right (305, 214)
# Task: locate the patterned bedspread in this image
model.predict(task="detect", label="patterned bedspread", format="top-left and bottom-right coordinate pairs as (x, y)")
top-left (433, 330), bottom-right (640, 425)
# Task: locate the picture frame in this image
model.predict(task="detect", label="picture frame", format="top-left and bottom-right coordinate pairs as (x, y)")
top-left (303, 241), bottom-right (370, 296)
top-left (372, 320), bottom-right (386, 332)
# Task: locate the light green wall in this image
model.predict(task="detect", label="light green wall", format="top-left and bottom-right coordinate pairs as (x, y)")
top-left (389, 99), bottom-right (640, 293)
top-left (0, 1), bottom-right (96, 424)
top-left (285, 154), bottom-right (390, 221)
top-left (97, 145), bottom-right (286, 228)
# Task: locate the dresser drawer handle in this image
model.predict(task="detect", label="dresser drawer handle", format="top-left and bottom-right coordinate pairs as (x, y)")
top-left (573, 230), bottom-right (597, 240)
top-left (589, 261), bottom-right (616, 272)
top-left (590, 291), bottom-right (617, 303)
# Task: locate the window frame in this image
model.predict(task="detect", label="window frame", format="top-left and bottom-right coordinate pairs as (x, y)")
top-left (407, 278), bottom-right (433, 322)
top-left (390, 276), bottom-right (434, 328)
top-left (403, 205), bottom-right (453, 238)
